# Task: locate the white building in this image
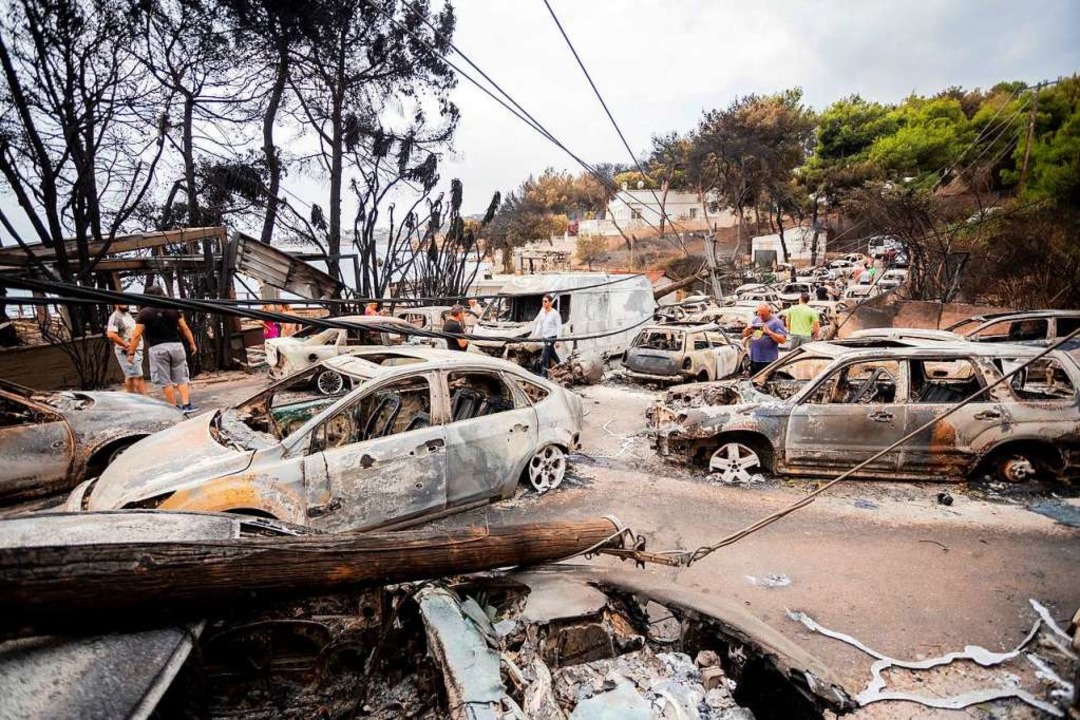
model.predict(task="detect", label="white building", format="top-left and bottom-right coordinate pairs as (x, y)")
top-left (751, 226), bottom-right (827, 265)
top-left (605, 190), bottom-right (737, 232)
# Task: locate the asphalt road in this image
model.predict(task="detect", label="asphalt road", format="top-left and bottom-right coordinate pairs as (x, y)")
top-left (191, 370), bottom-right (1079, 717)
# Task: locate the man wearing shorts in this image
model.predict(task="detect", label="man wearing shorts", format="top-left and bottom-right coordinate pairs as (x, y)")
top-left (105, 304), bottom-right (146, 394)
top-left (127, 285), bottom-right (198, 410)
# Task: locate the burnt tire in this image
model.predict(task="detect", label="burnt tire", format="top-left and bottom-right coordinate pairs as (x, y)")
top-left (696, 370), bottom-right (710, 383)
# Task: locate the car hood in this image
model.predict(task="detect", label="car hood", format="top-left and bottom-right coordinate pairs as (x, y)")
top-left (472, 322), bottom-right (531, 343)
top-left (86, 412), bottom-right (254, 511)
top-left (54, 391), bottom-right (183, 435)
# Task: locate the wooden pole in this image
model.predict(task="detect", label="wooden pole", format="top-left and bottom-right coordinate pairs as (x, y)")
top-left (0, 517), bottom-right (621, 636)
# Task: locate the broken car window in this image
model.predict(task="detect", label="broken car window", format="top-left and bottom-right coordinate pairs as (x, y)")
top-left (447, 372), bottom-right (517, 421)
top-left (972, 318), bottom-right (1049, 343)
top-left (1000, 357), bottom-right (1077, 401)
top-left (753, 351), bottom-right (832, 400)
top-left (633, 330), bottom-right (683, 352)
top-left (0, 395), bottom-right (36, 427)
top-left (310, 375), bottom-right (433, 453)
top-left (512, 377), bottom-right (549, 404)
top-left (807, 360), bottom-right (900, 405)
top-left (908, 359), bottom-right (986, 403)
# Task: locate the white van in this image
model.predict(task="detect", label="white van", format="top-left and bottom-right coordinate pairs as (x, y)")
top-left (470, 273), bottom-right (656, 363)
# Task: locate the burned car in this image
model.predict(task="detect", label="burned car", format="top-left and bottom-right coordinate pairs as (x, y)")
top-left (647, 341), bottom-right (1080, 485)
top-left (946, 310), bottom-right (1080, 354)
top-left (67, 351), bottom-right (584, 528)
top-left (624, 323), bottom-right (746, 384)
top-left (0, 379), bottom-right (183, 503)
top-left (265, 314), bottom-right (429, 379)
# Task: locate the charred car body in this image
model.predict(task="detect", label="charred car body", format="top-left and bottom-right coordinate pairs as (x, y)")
top-left (265, 315), bottom-right (430, 379)
top-left (624, 323), bottom-right (747, 384)
top-left (67, 351), bottom-right (583, 528)
top-left (0, 380), bottom-right (183, 503)
top-left (647, 341), bottom-right (1080, 485)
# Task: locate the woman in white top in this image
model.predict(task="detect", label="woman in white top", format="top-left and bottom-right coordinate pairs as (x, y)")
top-left (531, 294), bottom-right (562, 377)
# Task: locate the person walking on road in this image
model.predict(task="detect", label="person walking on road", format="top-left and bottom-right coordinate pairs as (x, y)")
top-left (531, 294), bottom-right (562, 377)
top-left (443, 304), bottom-right (469, 352)
top-left (783, 293), bottom-right (820, 349)
top-left (127, 285), bottom-right (198, 411)
top-left (743, 303), bottom-right (787, 375)
top-left (106, 304), bottom-right (146, 395)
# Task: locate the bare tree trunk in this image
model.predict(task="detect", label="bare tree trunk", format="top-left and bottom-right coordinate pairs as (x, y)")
top-left (260, 41), bottom-right (289, 246)
top-left (775, 206), bottom-right (789, 264)
top-left (809, 196), bottom-right (821, 266)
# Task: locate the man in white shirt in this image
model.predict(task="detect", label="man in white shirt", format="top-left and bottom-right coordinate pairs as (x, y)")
top-left (105, 304), bottom-right (146, 394)
top-left (531, 294), bottom-right (562, 377)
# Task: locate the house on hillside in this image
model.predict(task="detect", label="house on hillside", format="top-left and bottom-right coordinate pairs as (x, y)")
top-left (751, 226), bottom-right (827, 266)
top-left (567, 190), bottom-right (738, 237)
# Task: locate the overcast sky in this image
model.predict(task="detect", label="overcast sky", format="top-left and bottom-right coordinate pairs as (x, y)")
top-left (442, 0), bottom-right (1080, 214)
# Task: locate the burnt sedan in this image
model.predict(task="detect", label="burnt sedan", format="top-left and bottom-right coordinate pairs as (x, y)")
top-left (0, 380), bottom-right (183, 503)
top-left (624, 323), bottom-right (747, 384)
top-left (67, 350), bottom-right (583, 530)
top-left (647, 341), bottom-right (1080, 485)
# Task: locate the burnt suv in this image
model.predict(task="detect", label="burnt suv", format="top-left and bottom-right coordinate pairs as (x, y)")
top-left (646, 341), bottom-right (1080, 485)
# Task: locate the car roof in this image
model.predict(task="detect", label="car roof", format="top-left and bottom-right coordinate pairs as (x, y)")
top-left (801, 339), bottom-right (1071, 360)
top-left (322, 348), bottom-right (562, 384)
top-left (334, 315), bottom-right (418, 327)
top-left (847, 328), bottom-right (961, 341)
top-left (644, 323), bottom-right (718, 332)
top-left (944, 309), bottom-right (1080, 331)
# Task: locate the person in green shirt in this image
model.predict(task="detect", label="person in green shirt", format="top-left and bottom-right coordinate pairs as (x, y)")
top-left (783, 293), bottom-right (820, 348)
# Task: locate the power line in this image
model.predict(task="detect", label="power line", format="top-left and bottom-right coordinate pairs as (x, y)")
top-left (539, 0), bottom-right (688, 239)
top-left (356, 0), bottom-right (686, 248)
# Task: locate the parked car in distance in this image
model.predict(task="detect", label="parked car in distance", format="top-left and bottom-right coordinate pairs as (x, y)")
top-left (876, 268), bottom-right (908, 290)
top-left (646, 341), bottom-right (1080, 485)
top-left (688, 305), bottom-right (760, 340)
top-left (624, 323), bottom-right (746, 384)
top-left (837, 283), bottom-right (883, 312)
top-left (265, 315), bottom-right (429, 379)
top-left (807, 301), bottom-right (842, 340)
top-left (0, 380), bottom-right (183, 503)
top-left (655, 295), bottom-right (717, 324)
top-left (867, 235), bottom-right (904, 259)
top-left (775, 282), bottom-right (816, 307)
top-left (68, 352), bottom-right (584, 528)
top-left (827, 259), bottom-right (855, 270)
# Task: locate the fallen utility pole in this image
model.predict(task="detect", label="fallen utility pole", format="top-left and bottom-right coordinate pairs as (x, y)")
top-left (0, 517), bottom-right (623, 637)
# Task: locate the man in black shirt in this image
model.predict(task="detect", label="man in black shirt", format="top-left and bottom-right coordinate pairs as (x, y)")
top-left (127, 285), bottom-right (198, 410)
top-left (443, 304), bottom-right (468, 351)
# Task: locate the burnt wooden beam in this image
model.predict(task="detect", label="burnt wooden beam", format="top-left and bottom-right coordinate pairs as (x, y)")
top-left (0, 517), bottom-right (621, 636)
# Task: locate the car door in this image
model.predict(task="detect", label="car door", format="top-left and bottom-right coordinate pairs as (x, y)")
top-left (0, 390), bottom-right (75, 500)
top-left (706, 331), bottom-right (740, 379)
top-left (303, 372), bottom-right (447, 532)
top-left (443, 369), bottom-right (538, 504)
top-left (784, 358), bottom-right (905, 475)
top-left (899, 358), bottom-right (1000, 478)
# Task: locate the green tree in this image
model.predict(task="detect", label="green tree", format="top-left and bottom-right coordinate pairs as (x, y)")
top-left (867, 96), bottom-right (973, 179)
top-left (575, 234), bottom-right (607, 270)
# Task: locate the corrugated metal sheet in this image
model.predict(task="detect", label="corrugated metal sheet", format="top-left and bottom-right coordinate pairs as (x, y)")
top-left (234, 233), bottom-right (342, 299)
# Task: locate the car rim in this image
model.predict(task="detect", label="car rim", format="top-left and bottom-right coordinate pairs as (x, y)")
top-left (529, 445), bottom-right (567, 493)
top-left (1000, 455), bottom-right (1035, 483)
top-left (709, 442), bottom-right (761, 484)
top-left (316, 370), bottom-right (344, 395)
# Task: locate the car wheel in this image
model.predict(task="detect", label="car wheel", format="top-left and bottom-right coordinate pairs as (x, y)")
top-left (738, 355), bottom-right (750, 375)
top-left (708, 442), bottom-right (762, 484)
top-left (696, 369), bottom-right (710, 382)
top-left (315, 370), bottom-right (344, 395)
top-left (991, 450), bottom-right (1040, 483)
top-left (528, 445), bottom-right (568, 494)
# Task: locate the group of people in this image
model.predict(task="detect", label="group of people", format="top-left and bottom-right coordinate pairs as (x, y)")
top-left (441, 294), bottom-right (563, 377)
top-left (743, 293), bottom-right (823, 374)
top-left (105, 285), bottom-right (197, 410)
